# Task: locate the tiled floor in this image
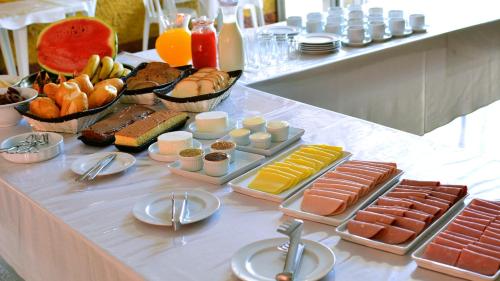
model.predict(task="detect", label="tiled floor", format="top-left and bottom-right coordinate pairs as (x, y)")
top-left (0, 257), bottom-right (22, 281)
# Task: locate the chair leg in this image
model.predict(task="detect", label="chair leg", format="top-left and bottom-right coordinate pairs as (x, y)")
top-left (0, 29), bottom-right (17, 75)
top-left (12, 27), bottom-right (29, 77)
top-left (143, 18), bottom-right (150, 51)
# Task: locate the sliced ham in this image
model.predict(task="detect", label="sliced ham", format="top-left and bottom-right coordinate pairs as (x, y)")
top-left (423, 242), bottom-right (461, 266)
top-left (489, 222), bottom-right (500, 229)
top-left (467, 244), bottom-right (500, 259)
top-left (454, 219), bottom-right (487, 232)
top-left (312, 183), bottom-right (363, 196)
top-left (404, 210), bottom-right (433, 224)
top-left (315, 177), bottom-right (367, 189)
top-left (479, 235), bottom-right (500, 247)
top-left (377, 197), bottom-right (413, 208)
top-left (433, 236), bottom-right (468, 249)
top-left (469, 204), bottom-right (500, 216)
top-left (323, 171), bottom-right (374, 192)
top-left (456, 248), bottom-right (500, 276)
top-left (483, 230), bottom-right (500, 241)
top-left (462, 209), bottom-right (495, 221)
top-left (439, 232), bottom-right (477, 245)
top-left (429, 191), bottom-right (458, 203)
top-left (421, 199), bottom-right (450, 215)
top-left (387, 191), bottom-right (428, 199)
top-left (301, 194), bottom-right (346, 216)
top-left (345, 160), bottom-right (397, 172)
top-left (456, 215), bottom-right (490, 226)
top-left (393, 216), bottom-right (426, 234)
top-left (365, 206), bottom-right (406, 217)
top-left (354, 210), bottom-right (396, 225)
top-left (400, 179), bottom-right (440, 186)
top-left (304, 189), bottom-right (352, 206)
top-left (400, 199), bottom-right (441, 216)
top-left (396, 185), bottom-right (433, 192)
top-left (474, 241), bottom-right (500, 253)
top-left (324, 188), bottom-right (359, 202)
top-left (439, 184), bottom-right (468, 197)
top-left (443, 230), bottom-right (479, 241)
top-left (373, 224), bottom-right (415, 244)
top-left (335, 166), bottom-right (381, 183)
top-left (471, 199), bottom-right (500, 212)
top-left (347, 220), bottom-right (385, 239)
top-left (447, 222), bottom-right (483, 239)
top-left (433, 186), bottom-right (463, 196)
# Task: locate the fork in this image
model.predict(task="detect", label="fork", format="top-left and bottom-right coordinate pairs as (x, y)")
top-left (276, 219), bottom-right (304, 281)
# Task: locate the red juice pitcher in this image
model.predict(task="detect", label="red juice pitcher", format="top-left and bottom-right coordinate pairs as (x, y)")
top-left (191, 17), bottom-right (217, 69)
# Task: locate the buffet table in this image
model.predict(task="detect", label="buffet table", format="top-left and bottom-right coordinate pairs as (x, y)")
top-left (1, 84), bottom-right (499, 281)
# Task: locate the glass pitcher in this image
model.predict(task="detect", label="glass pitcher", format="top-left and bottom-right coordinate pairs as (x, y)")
top-left (155, 13), bottom-right (192, 67)
top-left (218, 0), bottom-right (245, 71)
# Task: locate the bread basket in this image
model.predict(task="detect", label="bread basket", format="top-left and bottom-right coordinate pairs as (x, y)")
top-left (14, 72), bottom-right (126, 134)
top-left (121, 62), bottom-right (190, 105)
top-left (154, 69), bottom-right (242, 112)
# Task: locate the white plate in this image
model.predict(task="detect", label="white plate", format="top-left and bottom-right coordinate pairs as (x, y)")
top-left (0, 132), bottom-right (63, 163)
top-left (148, 139), bottom-right (203, 162)
top-left (231, 238), bottom-right (335, 281)
top-left (229, 146), bottom-right (352, 202)
top-left (341, 36), bottom-right (372, 47)
top-left (300, 49), bottom-right (339, 55)
top-left (372, 33), bottom-right (393, 42)
top-left (187, 119), bottom-right (237, 140)
top-left (280, 169), bottom-right (404, 226)
top-left (335, 187), bottom-right (469, 255)
top-left (223, 127), bottom-right (304, 156)
top-left (412, 202), bottom-right (499, 281)
top-left (133, 189), bottom-right (220, 226)
top-left (168, 149), bottom-right (265, 185)
top-left (261, 26), bottom-right (300, 36)
top-left (297, 33), bottom-right (340, 45)
top-left (392, 29), bottom-right (413, 38)
top-left (71, 152), bottom-right (136, 176)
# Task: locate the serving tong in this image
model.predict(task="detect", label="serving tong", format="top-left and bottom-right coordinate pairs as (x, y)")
top-left (0, 133), bottom-right (49, 154)
top-left (275, 219), bottom-right (305, 281)
top-left (171, 192), bottom-right (189, 231)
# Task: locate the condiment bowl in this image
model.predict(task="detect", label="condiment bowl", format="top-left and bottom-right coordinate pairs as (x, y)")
top-left (0, 87), bottom-right (37, 127)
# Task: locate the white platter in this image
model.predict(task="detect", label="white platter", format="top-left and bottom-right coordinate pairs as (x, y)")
top-left (71, 152), bottom-right (136, 176)
top-left (0, 132), bottom-right (63, 163)
top-left (223, 127), bottom-right (304, 156)
top-left (412, 202), bottom-right (500, 281)
top-left (168, 149), bottom-right (265, 185)
top-left (148, 139), bottom-right (203, 162)
top-left (335, 186), bottom-right (469, 255)
top-left (231, 238), bottom-right (335, 281)
top-left (133, 189), bottom-right (220, 226)
top-left (229, 146), bottom-right (352, 202)
top-left (187, 119), bottom-right (237, 140)
top-left (280, 169), bottom-right (404, 226)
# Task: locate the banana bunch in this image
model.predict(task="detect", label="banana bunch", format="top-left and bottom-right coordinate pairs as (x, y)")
top-left (80, 55), bottom-right (131, 84)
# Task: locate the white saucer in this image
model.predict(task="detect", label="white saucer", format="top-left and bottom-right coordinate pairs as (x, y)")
top-left (187, 119), bottom-right (236, 140)
top-left (71, 152), bottom-right (136, 176)
top-left (341, 36), bottom-right (372, 47)
top-left (132, 189), bottom-right (220, 226)
top-left (392, 29), bottom-right (413, 37)
top-left (261, 26), bottom-right (299, 37)
top-left (412, 25), bottom-right (428, 33)
top-left (372, 33), bottom-right (393, 42)
top-left (148, 140), bottom-right (203, 162)
top-left (0, 132), bottom-right (63, 163)
top-left (231, 238), bottom-right (335, 281)
top-left (297, 33), bottom-right (340, 45)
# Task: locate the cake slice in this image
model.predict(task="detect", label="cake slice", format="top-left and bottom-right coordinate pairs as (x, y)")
top-left (81, 105), bottom-right (155, 144)
top-left (114, 110), bottom-right (188, 147)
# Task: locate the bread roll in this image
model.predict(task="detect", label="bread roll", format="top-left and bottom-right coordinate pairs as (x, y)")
top-left (198, 67), bottom-right (217, 73)
top-left (29, 97), bottom-right (60, 118)
top-left (60, 91), bottom-right (88, 116)
top-left (68, 74), bottom-right (93, 96)
top-left (172, 80), bottom-right (199, 97)
top-left (54, 82), bottom-right (81, 107)
top-left (94, 78), bottom-right (124, 92)
top-left (43, 83), bottom-right (59, 100)
top-left (199, 79), bottom-right (217, 95)
top-left (89, 85), bottom-right (117, 108)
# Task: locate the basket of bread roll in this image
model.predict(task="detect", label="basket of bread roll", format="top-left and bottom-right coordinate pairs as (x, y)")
top-left (153, 67), bottom-right (242, 112)
top-left (15, 71), bottom-right (125, 134)
top-left (121, 62), bottom-right (189, 105)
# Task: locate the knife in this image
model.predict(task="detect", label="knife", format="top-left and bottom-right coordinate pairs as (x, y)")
top-left (87, 154), bottom-right (117, 180)
top-left (179, 192), bottom-right (188, 224)
top-left (171, 192), bottom-right (178, 231)
top-left (76, 154), bottom-right (116, 182)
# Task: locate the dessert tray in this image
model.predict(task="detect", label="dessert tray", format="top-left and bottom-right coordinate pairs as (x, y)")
top-left (133, 189), bottom-right (221, 226)
top-left (187, 119), bottom-right (237, 140)
top-left (223, 127), bottom-right (305, 156)
top-left (148, 139), bottom-right (203, 162)
top-left (154, 69), bottom-right (243, 113)
top-left (168, 149), bottom-right (265, 185)
top-left (335, 185), bottom-right (468, 255)
top-left (229, 145), bottom-right (352, 202)
top-left (280, 169), bottom-right (404, 226)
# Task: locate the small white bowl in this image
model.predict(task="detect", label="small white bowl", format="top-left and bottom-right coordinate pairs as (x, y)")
top-left (178, 148), bottom-right (204, 172)
top-left (250, 132), bottom-right (272, 149)
top-left (266, 120), bottom-right (290, 142)
top-left (229, 128), bottom-right (251, 146)
top-left (0, 132), bottom-right (63, 163)
top-left (0, 87), bottom-right (38, 127)
top-left (242, 116), bottom-right (266, 133)
top-left (210, 140), bottom-right (236, 163)
top-left (203, 152), bottom-right (230, 177)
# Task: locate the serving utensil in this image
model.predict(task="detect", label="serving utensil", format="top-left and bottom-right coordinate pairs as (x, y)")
top-left (0, 133), bottom-right (49, 153)
top-left (76, 154), bottom-right (116, 182)
top-left (179, 192), bottom-right (188, 224)
top-left (275, 219), bottom-right (305, 281)
top-left (171, 192), bottom-right (189, 231)
top-left (171, 192), bottom-right (178, 231)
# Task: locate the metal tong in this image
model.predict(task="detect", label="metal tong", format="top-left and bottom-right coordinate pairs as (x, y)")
top-left (76, 154), bottom-right (116, 182)
top-left (0, 133), bottom-right (49, 154)
top-left (275, 219), bottom-right (305, 281)
top-left (171, 192), bottom-right (188, 231)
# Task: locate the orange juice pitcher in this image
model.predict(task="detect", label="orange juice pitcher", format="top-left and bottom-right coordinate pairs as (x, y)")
top-left (155, 13), bottom-right (192, 67)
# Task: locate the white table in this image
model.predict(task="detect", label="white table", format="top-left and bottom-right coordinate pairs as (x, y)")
top-left (1, 84), bottom-right (499, 281)
top-left (0, 0), bottom-right (94, 77)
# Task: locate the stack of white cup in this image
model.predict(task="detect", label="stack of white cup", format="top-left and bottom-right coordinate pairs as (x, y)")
top-left (306, 12), bottom-right (324, 33)
top-left (388, 10), bottom-right (406, 36)
top-left (409, 14), bottom-right (426, 31)
top-left (347, 9), bottom-right (364, 27)
top-left (286, 16), bottom-right (303, 29)
top-left (325, 6), bottom-right (344, 35)
top-left (367, 7), bottom-right (385, 40)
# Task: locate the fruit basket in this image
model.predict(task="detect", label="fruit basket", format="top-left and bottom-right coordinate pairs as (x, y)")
top-left (153, 69), bottom-right (242, 112)
top-left (14, 72), bottom-right (126, 134)
top-left (121, 62), bottom-right (191, 105)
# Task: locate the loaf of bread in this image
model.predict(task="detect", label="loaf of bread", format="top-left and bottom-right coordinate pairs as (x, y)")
top-left (89, 85), bottom-right (117, 108)
top-left (68, 74), bottom-right (93, 96)
top-left (94, 78), bottom-right (124, 92)
top-left (29, 97), bottom-right (60, 118)
top-left (60, 91), bottom-right (88, 116)
top-left (171, 68), bottom-right (230, 98)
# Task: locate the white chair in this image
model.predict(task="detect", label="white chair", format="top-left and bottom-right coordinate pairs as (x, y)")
top-left (142, 0), bottom-right (198, 51)
top-left (237, 0), bottom-right (265, 28)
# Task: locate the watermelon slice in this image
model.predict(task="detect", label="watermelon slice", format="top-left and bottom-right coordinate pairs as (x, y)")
top-left (37, 17), bottom-right (117, 76)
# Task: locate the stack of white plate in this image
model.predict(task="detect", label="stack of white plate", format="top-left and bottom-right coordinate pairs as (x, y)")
top-left (297, 33), bottom-right (341, 55)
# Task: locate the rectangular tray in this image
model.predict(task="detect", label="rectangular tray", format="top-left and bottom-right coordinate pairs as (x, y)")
top-left (168, 150), bottom-right (265, 185)
top-left (223, 127), bottom-right (305, 157)
top-left (229, 145), bottom-right (352, 202)
top-left (335, 184), bottom-right (469, 255)
top-left (279, 169), bottom-right (404, 226)
top-left (412, 202), bottom-right (500, 281)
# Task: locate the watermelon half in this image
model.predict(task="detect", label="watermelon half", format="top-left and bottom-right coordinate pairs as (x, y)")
top-left (37, 17), bottom-right (117, 76)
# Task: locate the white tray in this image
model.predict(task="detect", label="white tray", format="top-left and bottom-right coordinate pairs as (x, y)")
top-left (280, 169), bottom-right (404, 226)
top-left (168, 150), bottom-right (265, 185)
top-left (335, 184), bottom-right (469, 255)
top-left (412, 202), bottom-right (500, 281)
top-left (229, 145), bottom-right (352, 202)
top-left (223, 127), bottom-right (305, 157)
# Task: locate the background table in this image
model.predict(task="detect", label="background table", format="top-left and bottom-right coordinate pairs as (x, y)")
top-left (1, 84), bottom-right (499, 281)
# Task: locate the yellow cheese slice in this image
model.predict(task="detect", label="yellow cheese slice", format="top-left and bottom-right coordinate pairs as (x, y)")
top-left (272, 162), bottom-right (315, 178)
top-left (284, 158), bottom-right (319, 171)
top-left (261, 167), bottom-right (300, 186)
top-left (310, 144), bottom-right (343, 153)
top-left (287, 154), bottom-right (324, 170)
top-left (301, 147), bottom-right (338, 159)
top-left (266, 164), bottom-right (307, 180)
top-left (294, 151), bottom-right (331, 166)
top-left (248, 171), bottom-right (293, 194)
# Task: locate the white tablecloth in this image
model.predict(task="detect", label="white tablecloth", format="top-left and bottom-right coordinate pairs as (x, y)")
top-left (1, 84), bottom-right (500, 281)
